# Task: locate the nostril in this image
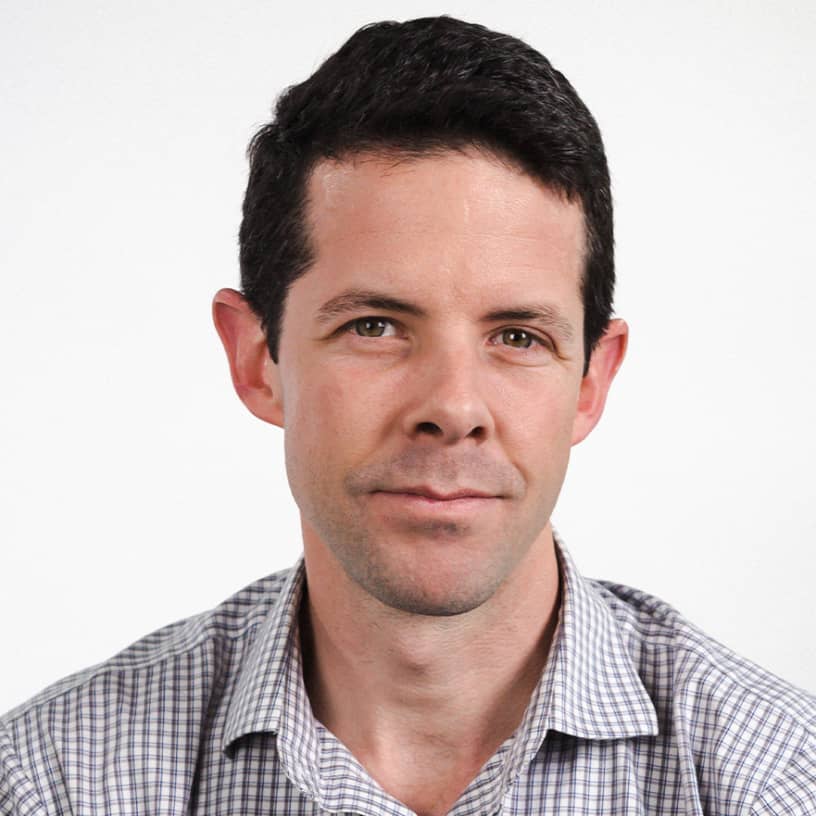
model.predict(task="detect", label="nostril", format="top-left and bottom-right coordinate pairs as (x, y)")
top-left (414, 421), bottom-right (486, 441)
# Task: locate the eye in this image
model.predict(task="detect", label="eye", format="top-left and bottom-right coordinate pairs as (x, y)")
top-left (499, 328), bottom-right (535, 349)
top-left (494, 328), bottom-right (553, 353)
top-left (347, 316), bottom-right (398, 338)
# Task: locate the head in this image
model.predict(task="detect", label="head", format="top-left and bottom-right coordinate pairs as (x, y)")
top-left (239, 16), bottom-right (614, 375)
top-left (214, 17), bottom-right (626, 617)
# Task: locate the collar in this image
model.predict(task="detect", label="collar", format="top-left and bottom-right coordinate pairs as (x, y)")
top-left (485, 530), bottom-right (659, 813)
top-left (536, 530), bottom-right (659, 741)
top-left (222, 559), bottom-right (306, 750)
top-left (223, 533), bottom-right (659, 800)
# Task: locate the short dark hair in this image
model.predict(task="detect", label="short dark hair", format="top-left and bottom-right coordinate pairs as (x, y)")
top-left (239, 16), bottom-right (614, 373)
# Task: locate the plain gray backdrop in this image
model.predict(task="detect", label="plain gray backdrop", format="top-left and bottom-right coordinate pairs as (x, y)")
top-left (2, 0), bottom-right (814, 713)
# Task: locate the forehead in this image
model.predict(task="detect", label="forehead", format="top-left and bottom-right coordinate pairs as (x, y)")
top-left (306, 148), bottom-right (584, 251)
top-left (291, 149), bottom-right (586, 326)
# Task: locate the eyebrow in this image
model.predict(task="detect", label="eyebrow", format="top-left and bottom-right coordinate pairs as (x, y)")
top-left (314, 287), bottom-right (576, 342)
top-left (316, 289), bottom-right (425, 323)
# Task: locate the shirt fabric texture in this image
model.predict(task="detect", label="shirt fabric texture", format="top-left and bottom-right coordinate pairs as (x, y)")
top-left (2, 534), bottom-right (814, 815)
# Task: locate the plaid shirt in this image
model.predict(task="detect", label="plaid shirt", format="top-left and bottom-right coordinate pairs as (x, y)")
top-left (2, 534), bottom-right (814, 815)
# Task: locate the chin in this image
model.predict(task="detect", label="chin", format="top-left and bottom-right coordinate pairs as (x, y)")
top-left (371, 586), bottom-right (494, 617)
top-left (354, 558), bottom-right (506, 618)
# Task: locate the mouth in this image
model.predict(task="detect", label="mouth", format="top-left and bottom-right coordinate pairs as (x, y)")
top-left (370, 490), bottom-right (500, 516)
top-left (378, 486), bottom-right (498, 501)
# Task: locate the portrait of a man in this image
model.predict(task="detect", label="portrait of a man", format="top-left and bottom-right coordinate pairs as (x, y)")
top-left (2, 12), bottom-right (814, 816)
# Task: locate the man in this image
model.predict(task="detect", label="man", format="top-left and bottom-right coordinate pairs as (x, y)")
top-left (1, 15), bottom-right (813, 816)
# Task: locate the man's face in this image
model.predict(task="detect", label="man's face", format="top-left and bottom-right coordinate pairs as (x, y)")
top-left (264, 149), bottom-right (599, 616)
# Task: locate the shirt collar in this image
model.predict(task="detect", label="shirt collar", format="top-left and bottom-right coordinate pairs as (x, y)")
top-left (482, 531), bottom-right (660, 813)
top-left (223, 559), bottom-right (306, 751)
top-left (223, 533), bottom-right (659, 780)
top-left (538, 530), bottom-right (659, 741)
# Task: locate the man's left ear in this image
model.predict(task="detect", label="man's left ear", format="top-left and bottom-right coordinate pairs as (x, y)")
top-left (571, 318), bottom-right (628, 445)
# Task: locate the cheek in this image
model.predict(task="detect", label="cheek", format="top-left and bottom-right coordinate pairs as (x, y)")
top-left (502, 382), bottom-right (578, 474)
top-left (286, 372), bottom-right (379, 467)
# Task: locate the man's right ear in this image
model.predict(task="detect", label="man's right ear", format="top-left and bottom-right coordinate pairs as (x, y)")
top-left (212, 288), bottom-right (284, 428)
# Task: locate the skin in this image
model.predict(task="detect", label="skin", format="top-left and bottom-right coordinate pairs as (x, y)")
top-left (213, 148), bottom-right (627, 816)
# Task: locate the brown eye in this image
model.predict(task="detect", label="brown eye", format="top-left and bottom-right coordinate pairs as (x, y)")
top-left (352, 317), bottom-right (391, 337)
top-left (501, 328), bottom-right (535, 349)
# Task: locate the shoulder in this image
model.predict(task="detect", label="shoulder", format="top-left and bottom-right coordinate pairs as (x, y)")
top-left (3, 567), bottom-right (293, 727)
top-left (591, 578), bottom-right (816, 810)
top-left (592, 578), bottom-right (814, 724)
top-left (0, 567), bottom-right (293, 756)
top-left (0, 567), bottom-right (295, 813)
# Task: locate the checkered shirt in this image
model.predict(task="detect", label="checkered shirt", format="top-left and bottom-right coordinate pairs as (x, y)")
top-left (2, 534), bottom-right (814, 815)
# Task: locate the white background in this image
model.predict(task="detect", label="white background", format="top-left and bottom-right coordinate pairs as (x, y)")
top-left (1, 0), bottom-right (814, 713)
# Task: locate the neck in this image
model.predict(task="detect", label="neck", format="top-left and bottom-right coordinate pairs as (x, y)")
top-left (299, 525), bottom-right (561, 812)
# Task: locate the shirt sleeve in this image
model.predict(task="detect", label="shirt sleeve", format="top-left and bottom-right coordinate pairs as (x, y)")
top-left (750, 733), bottom-right (816, 816)
top-left (0, 723), bottom-right (48, 816)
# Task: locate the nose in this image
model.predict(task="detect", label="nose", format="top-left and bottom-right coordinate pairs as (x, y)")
top-left (400, 341), bottom-right (495, 445)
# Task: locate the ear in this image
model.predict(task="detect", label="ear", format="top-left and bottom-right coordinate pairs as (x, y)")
top-left (571, 318), bottom-right (628, 446)
top-left (212, 288), bottom-right (284, 427)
